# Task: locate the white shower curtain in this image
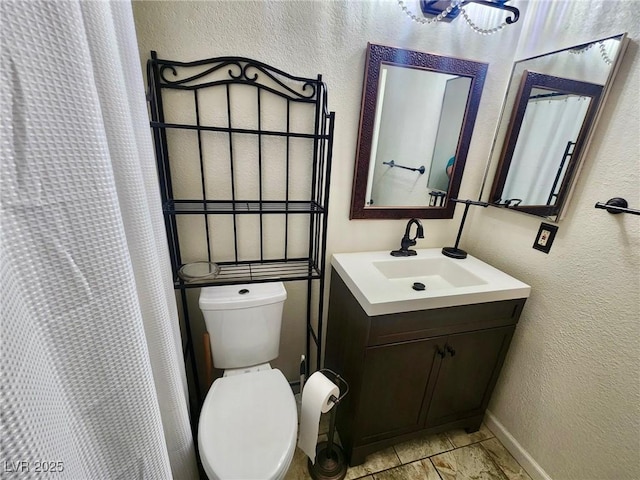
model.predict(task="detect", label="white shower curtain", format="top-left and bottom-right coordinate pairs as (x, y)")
top-left (1, 1), bottom-right (198, 478)
top-left (502, 95), bottom-right (590, 205)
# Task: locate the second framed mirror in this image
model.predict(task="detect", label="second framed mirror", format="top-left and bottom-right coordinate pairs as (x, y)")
top-left (484, 33), bottom-right (629, 221)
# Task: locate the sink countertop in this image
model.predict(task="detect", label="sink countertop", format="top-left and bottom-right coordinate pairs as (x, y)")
top-left (331, 249), bottom-right (531, 316)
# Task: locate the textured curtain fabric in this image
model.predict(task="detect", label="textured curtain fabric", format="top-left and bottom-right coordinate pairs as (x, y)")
top-left (1, 1), bottom-right (197, 478)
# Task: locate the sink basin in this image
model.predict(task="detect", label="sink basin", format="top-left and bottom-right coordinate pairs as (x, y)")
top-left (331, 249), bottom-right (530, 316)
top-left (373, 257), bottom-right (486, 289)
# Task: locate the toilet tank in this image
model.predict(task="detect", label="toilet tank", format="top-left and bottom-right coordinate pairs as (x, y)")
top-left (199, 282), bottom-right (287, 369)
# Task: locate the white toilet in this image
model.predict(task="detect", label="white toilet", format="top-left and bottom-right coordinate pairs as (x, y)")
top-left (197, 282), bottom-right (298, 480)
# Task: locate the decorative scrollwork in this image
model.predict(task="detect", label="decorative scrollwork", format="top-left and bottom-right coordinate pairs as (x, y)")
top-left (242, 64), bottom-right (259, 82)
top-left (227, 62), bottom-right (244, 80)
top-left (154, 56), bottom-right (318, 100)
top-left (159, 60), bottom-right (243, 85)
top-left (159, 65), bottom-right (178, 82)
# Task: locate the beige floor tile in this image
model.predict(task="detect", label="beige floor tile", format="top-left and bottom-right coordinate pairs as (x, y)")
top-left (345, 447), bottom-right (402, 480)
top-left (445, 423), bottom-right (494, 448)
top-left (432, 443), bottom-right (508, 480)
top-left (393, 432), bottom-right (454, 464)
top-left (480, 438), bottom-right (532, 480)
top-left (420, 459), bottom-right (444, 480)
top-left (372, 459), bottom-right (441, 480)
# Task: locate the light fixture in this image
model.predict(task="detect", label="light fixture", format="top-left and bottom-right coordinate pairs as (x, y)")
top-left (397, 0), bottom-right (520, 35)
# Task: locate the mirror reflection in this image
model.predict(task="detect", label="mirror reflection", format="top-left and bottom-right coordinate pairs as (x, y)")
top-left (351, 43), bottom-right (488, 220)
top-left (366, 65), bottom-right (471, 207)
top-left (485, 33), bottom-right (628, 221)
top-left (492, 71), bottom-right (603, 217)
top-left (503, 87), bottom-right (591, 206)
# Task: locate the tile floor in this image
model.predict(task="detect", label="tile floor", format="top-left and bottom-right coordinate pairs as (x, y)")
top-left (285, 414), bottom-right (532, 480)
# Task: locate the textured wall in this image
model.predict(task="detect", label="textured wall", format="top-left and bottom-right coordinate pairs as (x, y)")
top-left (465, 2), bottom-right (640, 479)
top-left (131, 0), bottom-right (522, 382)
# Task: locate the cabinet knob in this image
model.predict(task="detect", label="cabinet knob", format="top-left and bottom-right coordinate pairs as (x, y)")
top-left (436, 346), bottom-right (446, 358)
top-left (445, 344), bottom-right (456, 357)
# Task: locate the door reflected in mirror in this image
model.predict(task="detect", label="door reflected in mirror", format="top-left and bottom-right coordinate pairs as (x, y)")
top-left (484, 33), bottom-right (628, 221)
top-left (351, 43), bottom-right (488, 220)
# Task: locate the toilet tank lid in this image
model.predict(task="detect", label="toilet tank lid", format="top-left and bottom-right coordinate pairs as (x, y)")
top-left (199, 282), bottom-right (287, 310)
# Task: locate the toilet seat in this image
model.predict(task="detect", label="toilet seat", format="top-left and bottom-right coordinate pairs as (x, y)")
top-left (198, 368), bottom-right (298, 480)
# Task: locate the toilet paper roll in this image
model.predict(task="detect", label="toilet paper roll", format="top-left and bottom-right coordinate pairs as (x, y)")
top-left (297, 372), bottom-right (339, 464)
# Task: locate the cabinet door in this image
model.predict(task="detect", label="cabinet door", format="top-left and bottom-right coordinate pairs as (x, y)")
top-left (426, 326), bottom-right (514, 427)
top-left (357, 337), bottom-right (442, 443)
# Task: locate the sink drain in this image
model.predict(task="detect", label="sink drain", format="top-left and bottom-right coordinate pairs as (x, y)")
top-left (412, 282), bottom-right (426, 291)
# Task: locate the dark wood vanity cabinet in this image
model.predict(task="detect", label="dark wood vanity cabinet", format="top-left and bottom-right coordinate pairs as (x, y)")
top-left (325, 270), bottom-right (526, 466)
top-left (358, 337), bottom-right (441, 442)
top-left (424, 326), bottom-right (515, 427)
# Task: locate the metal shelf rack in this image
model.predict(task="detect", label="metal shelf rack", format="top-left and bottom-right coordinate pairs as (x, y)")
top-left (146, 51), bottom-right (335, 423)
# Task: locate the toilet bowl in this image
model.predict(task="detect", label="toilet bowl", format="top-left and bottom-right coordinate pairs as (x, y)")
top-left (197, 282), bottom-right (297, 479)
top-left (198, 368), bottom-right (297, 480)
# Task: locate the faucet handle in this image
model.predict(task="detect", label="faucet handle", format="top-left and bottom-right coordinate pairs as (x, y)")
top-left (400, 236), bottom-right (416, 251)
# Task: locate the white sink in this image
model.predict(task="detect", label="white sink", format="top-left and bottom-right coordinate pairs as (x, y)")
top-left (373, 257), bottom-right (486, 289)
top-left (331, 249), bottom-right (530, 316)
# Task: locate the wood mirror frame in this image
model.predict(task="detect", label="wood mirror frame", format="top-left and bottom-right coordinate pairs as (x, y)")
top-left (350, 43), bottom-right (488, 220)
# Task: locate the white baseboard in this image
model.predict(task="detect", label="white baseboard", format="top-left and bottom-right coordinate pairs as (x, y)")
top-left (484, 410), bottom-right (553, 480)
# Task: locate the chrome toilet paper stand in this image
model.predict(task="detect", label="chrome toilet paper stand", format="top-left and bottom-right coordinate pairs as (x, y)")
top-left (308, 369), bottom-right (350, 480)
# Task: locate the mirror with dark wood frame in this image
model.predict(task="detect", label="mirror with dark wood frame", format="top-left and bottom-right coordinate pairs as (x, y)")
top-left (350, 43), bottom-right (488, 220)
top-left (483, 33), bottom-right (629, 221)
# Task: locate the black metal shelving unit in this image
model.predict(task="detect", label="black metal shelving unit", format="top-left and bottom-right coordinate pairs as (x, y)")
top-left (146, 52), bottom-right (334, 424)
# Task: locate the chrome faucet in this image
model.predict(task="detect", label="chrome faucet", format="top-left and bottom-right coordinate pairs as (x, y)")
top-left (390, 218), bottom-right (424, 257)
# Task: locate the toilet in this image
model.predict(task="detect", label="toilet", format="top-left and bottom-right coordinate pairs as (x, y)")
top-left (197, 282), bottom-right (298, 480)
